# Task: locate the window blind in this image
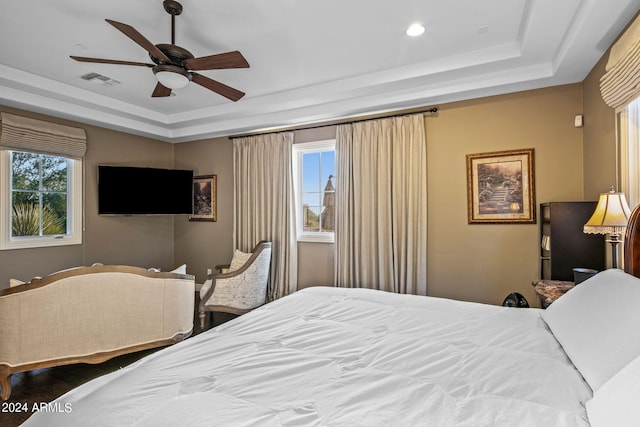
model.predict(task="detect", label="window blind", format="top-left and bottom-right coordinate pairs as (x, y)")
top-left (0, 112), bottom-right (87, 158)
top-left (600, 15), bottom-right (640, 110)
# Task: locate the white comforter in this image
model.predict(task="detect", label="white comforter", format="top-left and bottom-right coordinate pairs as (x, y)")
top-left (24, 287), bottom-right (591, 426)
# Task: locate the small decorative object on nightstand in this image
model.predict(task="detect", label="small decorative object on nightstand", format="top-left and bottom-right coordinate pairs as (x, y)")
top-left (532, 280), bottom-right (575, 308)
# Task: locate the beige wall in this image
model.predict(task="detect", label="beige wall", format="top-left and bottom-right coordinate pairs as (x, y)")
top-left (173, 137), bottom-right (235, 284)
top-left (427, 85), bottom-right (585, 306)
top-left (583, 54), bottom-right (617, 200)
top-left (0, 106), bottom-right (178, 290)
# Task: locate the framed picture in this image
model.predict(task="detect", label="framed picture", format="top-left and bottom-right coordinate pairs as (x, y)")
top-left (466, 148), bottom-right (536, 224)
top-left (189, 175), bottom-right (217, 222)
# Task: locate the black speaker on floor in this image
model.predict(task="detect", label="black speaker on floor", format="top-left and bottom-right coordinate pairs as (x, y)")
top-left (502, 292), bottom-right (529, 308)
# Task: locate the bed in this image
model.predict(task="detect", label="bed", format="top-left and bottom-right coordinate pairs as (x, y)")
top-left (22, 209), bottom-right (640, 426)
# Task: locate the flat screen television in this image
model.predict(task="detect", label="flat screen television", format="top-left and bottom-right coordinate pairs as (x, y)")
top-left (98, 165), bottom-right (194, 215)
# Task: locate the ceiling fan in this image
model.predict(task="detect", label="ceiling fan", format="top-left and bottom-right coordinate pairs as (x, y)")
top-left (70, 0), bottom-right (249, 101)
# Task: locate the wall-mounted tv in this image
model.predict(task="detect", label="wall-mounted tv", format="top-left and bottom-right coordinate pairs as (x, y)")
top-left (98, 165), bottom-right (194, 215)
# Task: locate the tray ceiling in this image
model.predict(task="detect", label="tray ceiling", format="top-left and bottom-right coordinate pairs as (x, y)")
top-left (0, 0), bottom-right (638, 142)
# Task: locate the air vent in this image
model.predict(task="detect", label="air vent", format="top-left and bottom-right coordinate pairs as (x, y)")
top-left (79, 72), bottom-right (121, 88)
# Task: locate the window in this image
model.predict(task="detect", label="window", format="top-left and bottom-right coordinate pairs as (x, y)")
top-left (620, 97), bottom-right (640, 209)
top-left (293, 140), bottom-right (336, 242)
top-left (0, 150), bottom-right (82, 249)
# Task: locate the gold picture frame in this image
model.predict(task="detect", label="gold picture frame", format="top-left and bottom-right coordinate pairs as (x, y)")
top-left (466, 148), bottom-right (536, 224)
top-left (189, 175), bottom-right (217, 222)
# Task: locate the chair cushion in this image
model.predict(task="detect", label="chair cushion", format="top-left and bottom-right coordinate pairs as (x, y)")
top-left (147, 264), bottom-right (187, 274)
top-left (9, 278), bottom-right (25, 288)
top-left (199, 279), bottom-right (212, 299)
top-left (199, 252), bottom-right (249, 300)
top-left (171, 264), bottom-right (187, 274)
top-left (229, 250), bottom-right (252, 271)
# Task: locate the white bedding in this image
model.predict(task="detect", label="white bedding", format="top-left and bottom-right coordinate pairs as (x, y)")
top-left (24, 287), bottom-right (591, 426)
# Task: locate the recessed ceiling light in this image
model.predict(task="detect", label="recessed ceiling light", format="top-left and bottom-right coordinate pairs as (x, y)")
top-left (406, 23), bottom-right (425, 37)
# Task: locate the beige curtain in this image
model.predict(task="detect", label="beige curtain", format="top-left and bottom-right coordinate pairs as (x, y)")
top-left (233, 132), bottom-right (297, 300)
top-left (335, 114), bottom-right (427, 295)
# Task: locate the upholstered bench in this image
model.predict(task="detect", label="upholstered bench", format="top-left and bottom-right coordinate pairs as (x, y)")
top-left (0, 264), bottom-right (195, 400)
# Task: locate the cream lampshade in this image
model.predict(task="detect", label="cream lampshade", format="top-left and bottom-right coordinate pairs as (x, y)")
top-left (583, 187), bottom-right (632, 268)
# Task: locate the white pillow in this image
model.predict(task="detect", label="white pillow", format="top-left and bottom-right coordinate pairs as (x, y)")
top-left (587, 354), bottom-right (640, 427)
top-left (170, 264), bottom-right (187, 275)
top-left (9, 278), bottom-right (25, 288)
top-left (229, 250), bottom-right (252, 271)
top-left (199, 278), bottom-right (212, 299)
top-left (541, 269), bottom-right (640, 391)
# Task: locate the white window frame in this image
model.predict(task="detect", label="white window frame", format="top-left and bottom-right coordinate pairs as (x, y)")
top-left (0, 150), bottom-right (83, 250)
top-left (292, 139), bottom-right (336, 243)
top-left (620, 97), bottom-right (640, 209)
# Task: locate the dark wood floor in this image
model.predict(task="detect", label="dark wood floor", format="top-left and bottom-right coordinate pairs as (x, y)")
top-left (0, 312), bottom-right (236, 427)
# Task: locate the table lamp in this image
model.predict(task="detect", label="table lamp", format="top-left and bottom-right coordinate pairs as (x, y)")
top-left (583, 187), bottom-right (631, 268)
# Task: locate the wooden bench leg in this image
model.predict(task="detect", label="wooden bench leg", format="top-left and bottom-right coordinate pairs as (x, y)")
top-left (0, 365), bottom-right (11, 401)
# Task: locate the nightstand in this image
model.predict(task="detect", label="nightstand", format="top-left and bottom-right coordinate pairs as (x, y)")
top-left (532, 280), bottom-right (575, 308)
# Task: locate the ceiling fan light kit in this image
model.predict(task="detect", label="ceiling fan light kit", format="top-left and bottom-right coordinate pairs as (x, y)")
top-left (70, 0), bottom-right (249, 101)
top-left (153, 64), bottom-right (191, 90)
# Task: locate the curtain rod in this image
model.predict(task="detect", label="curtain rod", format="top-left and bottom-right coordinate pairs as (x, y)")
top-left (229, 106), bottom-right (438, 139)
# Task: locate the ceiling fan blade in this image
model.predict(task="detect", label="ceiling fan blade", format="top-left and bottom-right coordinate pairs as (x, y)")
top-left (184, 51), bottom-right (250, 70)
top-left (152, 82), bottom-right (172, 97)
top-left (105, 19), bottom-right (171, 63)
top-left (191, 73), bottom-right (245, 101)
top-left (70, 56), bottom-right (154, 67)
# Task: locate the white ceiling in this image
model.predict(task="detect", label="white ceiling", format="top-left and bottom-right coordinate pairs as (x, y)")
top-left (1, 0), bottom-right (638, 142)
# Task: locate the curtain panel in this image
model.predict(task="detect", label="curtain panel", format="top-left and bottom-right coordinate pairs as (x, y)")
top-left (335, 114), bottom-right (427, 295)
top-left (233, 132), bottom-right (297, 301)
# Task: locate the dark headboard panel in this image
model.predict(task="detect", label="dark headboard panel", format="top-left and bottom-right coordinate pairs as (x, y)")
top-left (624, 205), bottom-right (640, 277)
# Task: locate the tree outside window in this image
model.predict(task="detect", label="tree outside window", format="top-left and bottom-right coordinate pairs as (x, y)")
top-left (10, 151), bottom-right (68, 237)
